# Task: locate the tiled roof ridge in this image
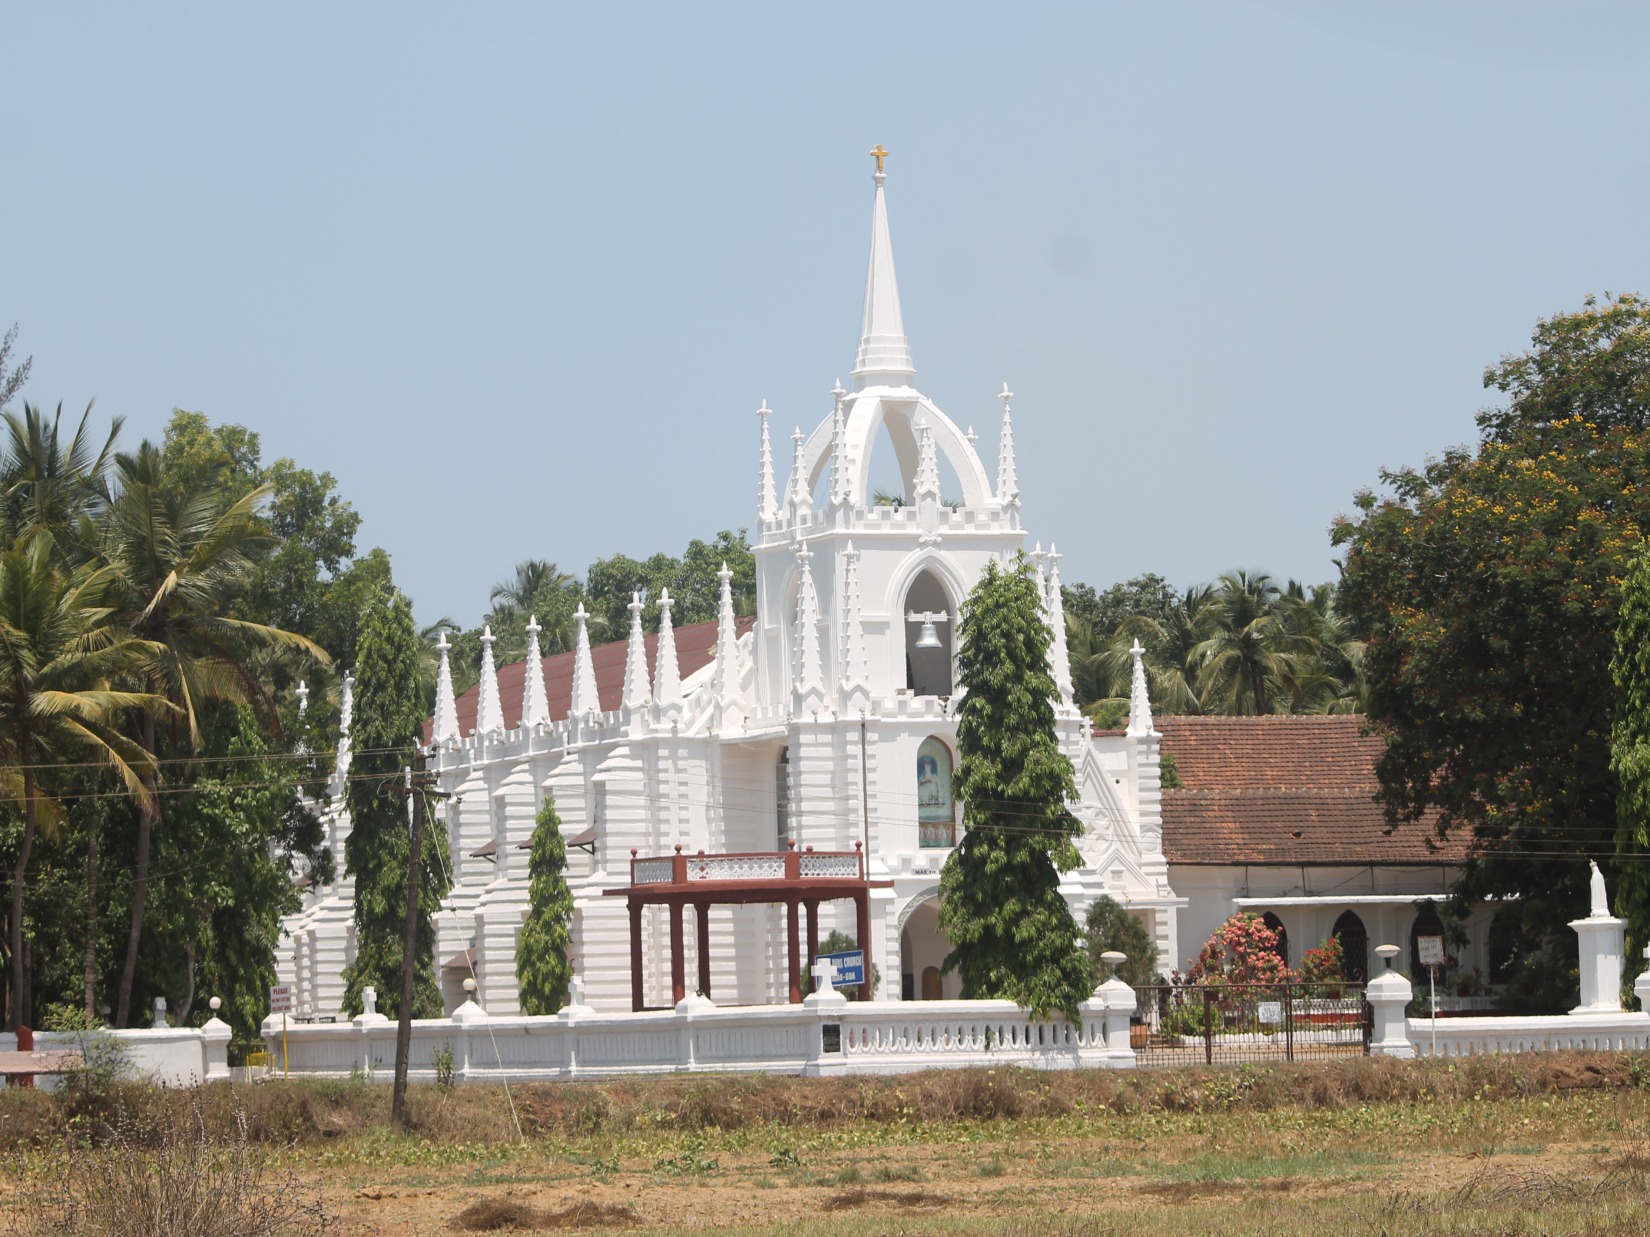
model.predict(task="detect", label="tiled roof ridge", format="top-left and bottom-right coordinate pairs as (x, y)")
top-left (1165, 786), bottom-right (1384, 798)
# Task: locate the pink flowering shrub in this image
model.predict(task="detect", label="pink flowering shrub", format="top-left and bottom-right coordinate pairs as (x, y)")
top-left (1184, 912), bottom-right (1294, 987)
top-left (1298, 935), bottom-right (1345, 984)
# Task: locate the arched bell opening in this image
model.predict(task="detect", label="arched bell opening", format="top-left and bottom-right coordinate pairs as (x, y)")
top-left (902, 569), bottom-right (954, 696)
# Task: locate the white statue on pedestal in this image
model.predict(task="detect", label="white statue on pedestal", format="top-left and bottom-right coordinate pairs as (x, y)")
top-left (1591, 860), bottom-right (1611, 919)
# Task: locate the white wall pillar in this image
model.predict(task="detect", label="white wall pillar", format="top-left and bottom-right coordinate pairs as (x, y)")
top-left (1571, 914), bottom-right (1628, 1014)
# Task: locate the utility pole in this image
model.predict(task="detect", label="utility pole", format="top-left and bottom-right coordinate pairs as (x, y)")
top-left (391, 754), bottom-right (444, 1130)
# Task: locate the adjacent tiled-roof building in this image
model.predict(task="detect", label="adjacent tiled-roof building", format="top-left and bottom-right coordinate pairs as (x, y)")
top-left (1156, 715), bottom-right (1471, 866)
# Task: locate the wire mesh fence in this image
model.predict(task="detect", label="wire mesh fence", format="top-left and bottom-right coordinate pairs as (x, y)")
top-left (1133, 982), bottom-right (1371, 1068)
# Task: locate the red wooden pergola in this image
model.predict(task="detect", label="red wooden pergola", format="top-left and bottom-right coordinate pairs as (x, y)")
top-left (604, 841), bottom-right (890, 1010)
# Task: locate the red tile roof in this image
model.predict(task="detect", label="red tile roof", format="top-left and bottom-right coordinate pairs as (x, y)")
top-left (1154, 715), bottom-right (1469, 866)
top-left (441, 616), bottom-right (756, 740)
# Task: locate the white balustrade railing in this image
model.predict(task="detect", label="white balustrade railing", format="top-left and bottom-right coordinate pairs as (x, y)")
top-left (691, 855), bottom-right (786, 881)
top-left (798, 853), bottom-right (860, 879)
top-left (632, 858), bottom-right (675, 885)
top-left (263, 995), bottom-right (1138, 1082)
top-left (1407, 1012), bottom-right (1650, 1059)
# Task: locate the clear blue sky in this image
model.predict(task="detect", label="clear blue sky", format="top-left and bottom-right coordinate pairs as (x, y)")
top-left (6, 2), bottom-right (1649, 628)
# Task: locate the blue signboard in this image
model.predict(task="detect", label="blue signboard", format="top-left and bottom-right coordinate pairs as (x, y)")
top-left (818, 949), bottom-right (865, 987)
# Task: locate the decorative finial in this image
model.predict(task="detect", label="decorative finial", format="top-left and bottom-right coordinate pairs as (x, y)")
top-left (869, 143), bottom-right (889, 175)
top-left (999, 382), bottom-right (1013, 412)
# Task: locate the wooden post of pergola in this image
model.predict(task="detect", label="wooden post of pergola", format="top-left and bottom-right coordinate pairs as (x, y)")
top-left (605, 841), bottom-right (890, 1011)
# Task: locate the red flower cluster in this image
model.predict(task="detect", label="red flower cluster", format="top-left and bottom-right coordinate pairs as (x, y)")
top-left (1185, 912), bottom-right (1294, 987)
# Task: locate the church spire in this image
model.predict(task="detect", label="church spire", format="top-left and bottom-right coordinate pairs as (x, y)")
top-left (786, 426), bottom-right (810, 522)
top-left (1046, 544), bottom-right (1075, 708)
top-left (839, 540), bottom-right (869, 707)
top-left (1126, 638), bottom-right (1157, 737)
top-left (570, 603), bottom-right (599, 718)
top-left (294, 679), bottom-right (311, 755)
top-left (996, 382), bottom-right (1019, 509)
top-left (654, 587), bottom-right (683, 711)
top-left (521, 616), bottom-right (551, 729)
top-left (621, 592), bottom-right (652, 713)
top-left (335, 669), bottom-right (354, 777)
top-left (852, 146), bottom-right (915, 388)
top-left (792, 543), bottom-right (825, 711)
top-left (431, 631), bottom-right (459, 745)
top-left (475, 624), bottom-right (504, 736)
top-left (828, 380), bottom-right (850, 510)
top-left (711, 561), bottom-right (742, 708)
top-left (913, 414), bottom-right (940, 502)
top-left (757, 400), bottom-right (778, 522)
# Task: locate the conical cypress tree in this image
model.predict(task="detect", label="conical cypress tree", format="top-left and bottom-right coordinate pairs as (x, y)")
top-left (938, 555), bottom-right (1091, 1020)
top-left (1611, 540), bottom-right (1650, 989)
top-left (516, 794), bottom-right (574, 1014)
top-left (340, 586), bottom-right (450, 1019)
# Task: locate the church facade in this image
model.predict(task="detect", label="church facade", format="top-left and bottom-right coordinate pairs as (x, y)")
top-left (278, 159), bottom-right (1184, 1016)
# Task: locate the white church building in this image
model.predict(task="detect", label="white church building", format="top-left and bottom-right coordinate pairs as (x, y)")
top-left (279, 157), bottom-right (1500, 1019)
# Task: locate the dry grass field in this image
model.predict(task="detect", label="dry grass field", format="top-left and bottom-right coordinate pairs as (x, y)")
top-left (8, 1053), bottom-right (1650, 1235)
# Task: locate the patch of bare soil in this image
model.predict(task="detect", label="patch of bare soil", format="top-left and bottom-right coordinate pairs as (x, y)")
top-left (821, 1187), bottom-right (951, 1212)
top-left (450, 1197), bottom-right (639, 1231)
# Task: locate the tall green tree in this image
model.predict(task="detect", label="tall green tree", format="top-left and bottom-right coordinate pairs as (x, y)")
top-left (0, 325), bottom-right (31, 410)
top-left (0, 532), bottom-right (157, 1027)
top-left (104, 442), bottom-right (324, 1026)
top-left (938, 555), bottom-right (1090, 1020)
top-left (1612, 541), bottom-right (1650, 982)
top-left (515, 794), bottom-right (573, 1015)
top-left (340, 586), bottom-right (450, 1019)
top-left (1335, 294), bottom-right (1650, 1010)
top-left (1083, 895), bottom-right (1159, 990)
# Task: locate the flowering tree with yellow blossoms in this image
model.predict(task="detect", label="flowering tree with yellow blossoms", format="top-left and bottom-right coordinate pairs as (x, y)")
top-left (1333, 294), bottom-right (1650, 1012)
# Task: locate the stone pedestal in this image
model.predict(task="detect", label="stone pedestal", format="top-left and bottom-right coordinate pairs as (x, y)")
top-left (1367, 969), bottom-right (1414, 1058)
top-left (1570, 915), bottom-right (1627, 1014)
top-left (1090, 976), bottom-right (1139, 1068)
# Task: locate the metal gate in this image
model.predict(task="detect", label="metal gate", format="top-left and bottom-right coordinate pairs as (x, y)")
top-left (1133, 982), bottom-right (1371, 1068)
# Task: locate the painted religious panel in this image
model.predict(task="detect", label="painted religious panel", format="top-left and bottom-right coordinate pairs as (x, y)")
top-left (917, 737), bottom-right (955, 847)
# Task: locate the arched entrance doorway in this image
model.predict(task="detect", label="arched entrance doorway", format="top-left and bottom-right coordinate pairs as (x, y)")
top-left (1332, 911), bottom-right (1368, 984)
top-left (897, 893), bottom-right (959, 1000)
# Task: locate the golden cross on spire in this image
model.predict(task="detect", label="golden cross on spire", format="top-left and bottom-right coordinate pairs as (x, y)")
top-left (869, 144), bottom-right (889, 174)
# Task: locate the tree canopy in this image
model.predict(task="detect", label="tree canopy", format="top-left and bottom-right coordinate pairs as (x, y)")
top-left (516, 794), bottom-right (573, 1016)
top-left (1334, 293), bottom-right (1650, 1009)
top-left (341, 586), bottom-right (449, 1019)
top-left (938, 555), bottom-right (1091, 1020)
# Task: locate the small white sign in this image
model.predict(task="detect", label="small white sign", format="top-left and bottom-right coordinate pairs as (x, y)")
top-left (269, 983), bottom-right (294, 1014)
top-left (1416, 936), bottom-right (1446, 968)
top-left (1257, 1001), bottom-right (1282, 1025)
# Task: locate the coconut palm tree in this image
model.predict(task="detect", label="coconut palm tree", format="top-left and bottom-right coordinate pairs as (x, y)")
top-left (1114, 584), bottom-right (1212, 716)
top-left (1277, 581), bottom-right (1365, 714)
top-left (0, 403), bottom-right (120, 546)
top-left (0, 531), bottom-right (160, 1028)
top-left (489, 560), bottom-right (575, 614)
top-left (1191, 571), bottom-right (1311, 715)
top-left (103, 443), bottom-right (326, 1026)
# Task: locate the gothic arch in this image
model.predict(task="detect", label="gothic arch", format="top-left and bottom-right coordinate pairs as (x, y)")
top-left (881, 548), bottom-right (971, 624)
top-left (800, 392), bottom-right (995, 510)
top-left (895, 884), bottom-right (943, 933)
